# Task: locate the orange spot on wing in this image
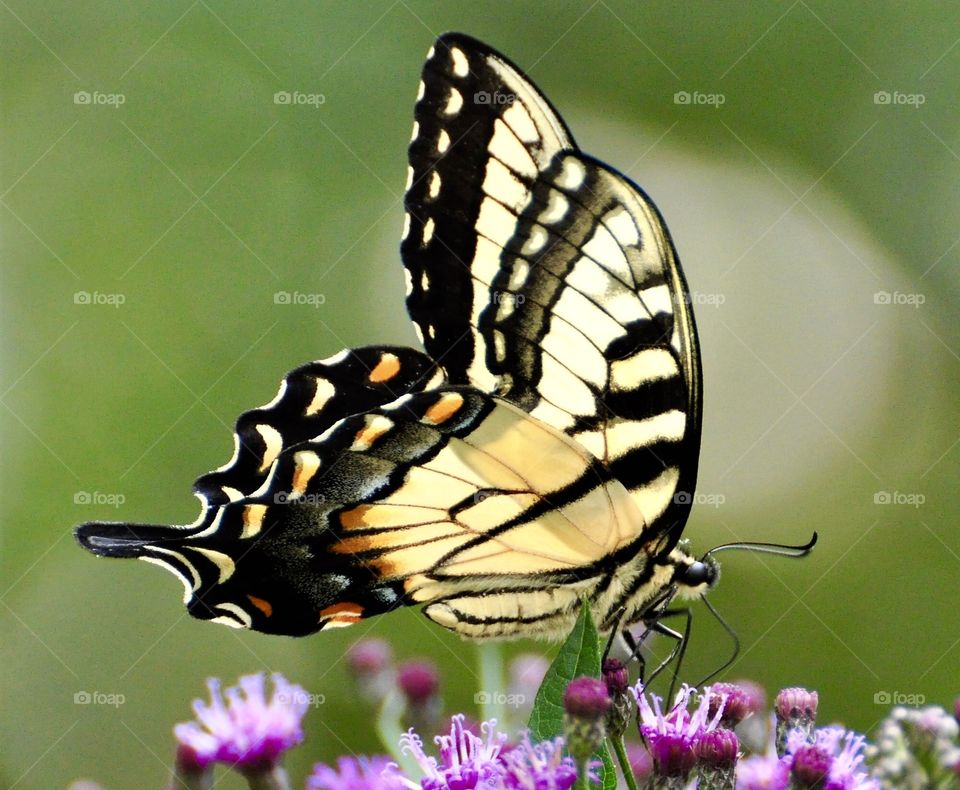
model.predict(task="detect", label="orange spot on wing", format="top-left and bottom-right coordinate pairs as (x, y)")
top-left (319, 602), bottom-right (364, 626)
top-left (340, 505), bottom-right (371, 530)
top-left (247, 595), bottom-right (273, 617)
top-left (353, 418), bottom-right (391, 450)
top-left (424, 392), bottom-right (464, 425)
top-left (369, 353), bottom-right (401, 383)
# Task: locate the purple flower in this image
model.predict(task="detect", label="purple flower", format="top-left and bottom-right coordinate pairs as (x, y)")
top-left (630, 683), bottom-right (724, 779)
top-left (399, 660), bottom-right (440, 705)
top-left (500, 732), bottom-right (578, 790)
top-left (307, 755), bottom-right (408, 790)
top-left (401, 714), bottom-right (506, 789)
top-left (173, 673), bottom-right (307, 771)
top-left (564, 677), bottom-right (611, 720)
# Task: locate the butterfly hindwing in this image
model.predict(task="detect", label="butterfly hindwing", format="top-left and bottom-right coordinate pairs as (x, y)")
top-left (192, 346), bottom-right (442, 508)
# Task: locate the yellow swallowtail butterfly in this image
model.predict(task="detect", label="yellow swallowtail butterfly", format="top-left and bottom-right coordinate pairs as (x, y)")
top-left (76, 33), bottom-right (812, 642)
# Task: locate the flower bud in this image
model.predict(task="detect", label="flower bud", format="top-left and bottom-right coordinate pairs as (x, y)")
top-left (563, 676), bottom-right (610, 762)
top-left (775, 687), bottom-right (818, 757)
top-left (601, 658), bottom-right (631, 739)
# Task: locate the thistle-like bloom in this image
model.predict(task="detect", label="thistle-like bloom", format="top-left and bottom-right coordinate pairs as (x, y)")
top-left (601, 659), bottom-right (632, 739)
top-left (347, 638), bottom-right (396, 704)
top-left (787, 726), bottom-right (878, 790)
top-left (563, 676), bottom-right (611, 763)
top-left (400, 714), bottom-right (506, 790)
top-left (500, 732), bottom-right (578, 790)
top-left (868, 705), bottom-right (959, 788)
top-left (774, 687), bottom-right (818, 757)
top-left (173, 673), bottom-right (308, 771)
top-left (695, 727), bottom-right (739, 789)
top-left (630, 683), bottom-right (725, 780)
top-left (307, 755), bottom-right (408, 790)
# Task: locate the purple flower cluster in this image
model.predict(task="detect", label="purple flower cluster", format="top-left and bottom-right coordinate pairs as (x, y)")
top-left (173, 673), bottom-right (308, 771)
top-left (134, 642), bottom-right (960, 790)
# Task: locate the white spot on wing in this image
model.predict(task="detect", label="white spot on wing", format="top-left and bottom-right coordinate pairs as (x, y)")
top-left (540, 191), bottom-right (569, 224)
top-left (404, 268), bottom-right (414, 296)
top-left (405, 165), bottom-right (414, 190)
top-left (417, 80), bottom-right (425, 101)
top-left (450, 46), bottom-right (469, 78)
top-left (306, 376), bottom-right (336, 415)
top-left (522, 225), bottom-right (548, 256)
top-left (410, 121), bottom-right (419, 142)
top-left (443, 87), bottom-right (463, 116)
top-left (557, 157), bottom-right (586, 189)
top-left (428, 171), bottom-right (441, 199)
top-left (255, 424), bottom-right (283, 473)
top-left (402, 213), bottom-right (411, 241)
top-left (214, 603), bottom-right (252, 629)
top-left (422, 217), bottom-right (435, 246)
top-left (437, 130), bottom-right (450, 154)
top-left (188, 546), bottom-right (236, 584)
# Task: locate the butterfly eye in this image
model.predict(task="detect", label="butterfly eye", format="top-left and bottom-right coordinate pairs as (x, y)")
top-left (678, 560), bottom-right (714, 588)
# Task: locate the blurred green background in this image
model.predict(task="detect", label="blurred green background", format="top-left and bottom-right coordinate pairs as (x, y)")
top-left (3, 2), bottom-right (959, 787)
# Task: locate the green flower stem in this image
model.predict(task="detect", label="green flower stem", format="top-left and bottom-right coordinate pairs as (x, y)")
top-left (477, 641), bottom-right (506, 724)
top-left (167, 764), bottom-right (212, 790)
top-left (611, 735), bottom-right (640, 790)
top-left (376, 686), bottom-right (421, 777)
top-left (574, 756), bottom-right (590, 790)
top-left (244, 764), bottom-right (291, 790)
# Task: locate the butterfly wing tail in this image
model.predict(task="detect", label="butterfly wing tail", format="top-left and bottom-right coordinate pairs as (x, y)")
top-left (75, 521), bottom-right (191, 558)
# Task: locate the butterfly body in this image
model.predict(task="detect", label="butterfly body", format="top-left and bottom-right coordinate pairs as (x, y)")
top-left (77, 33), bottom-right (714, 641)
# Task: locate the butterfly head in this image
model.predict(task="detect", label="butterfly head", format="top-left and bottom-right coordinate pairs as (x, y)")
top-left (667, 541), bottom-right (720, 601)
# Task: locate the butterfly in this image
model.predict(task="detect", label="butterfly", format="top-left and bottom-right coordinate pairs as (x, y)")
top-left (76, 32), bottom-right (721, 641)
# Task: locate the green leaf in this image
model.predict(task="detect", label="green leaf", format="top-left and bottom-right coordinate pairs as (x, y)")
top-left (528, 601), bottom-right (617, 790)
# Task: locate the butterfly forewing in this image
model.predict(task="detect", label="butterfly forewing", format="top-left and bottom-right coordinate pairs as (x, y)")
top-left (403, 33), bottom-right (701, 550)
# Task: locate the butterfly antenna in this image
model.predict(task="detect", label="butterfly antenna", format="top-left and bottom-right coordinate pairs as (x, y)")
top-left (704, 531), bottom-right (818, 559)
